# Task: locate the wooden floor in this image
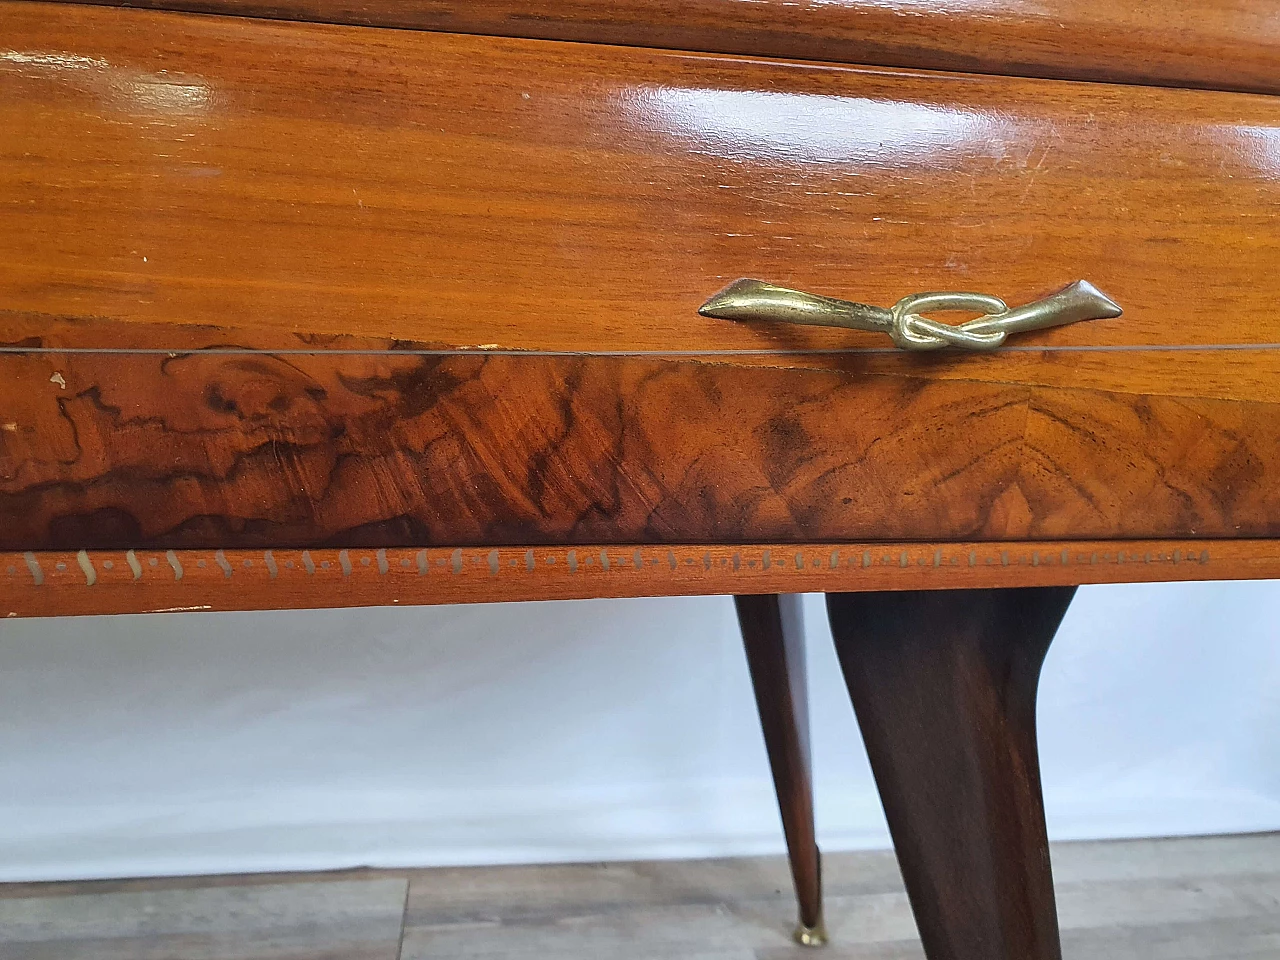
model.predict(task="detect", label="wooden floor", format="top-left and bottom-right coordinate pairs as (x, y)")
top-left (0, 834), bottom-right (1277, 959)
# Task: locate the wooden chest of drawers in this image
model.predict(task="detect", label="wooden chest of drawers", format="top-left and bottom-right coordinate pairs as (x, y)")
top-left (1, 1), bottom-right (1276, 956)
top-left (5, 1), bottom-right (1280, 585)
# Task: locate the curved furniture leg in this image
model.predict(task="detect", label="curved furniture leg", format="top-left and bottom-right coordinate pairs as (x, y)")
top-left (827, 587), bottom-right (1076, 960)
top-left (735, 593), bottom-right (825, 946)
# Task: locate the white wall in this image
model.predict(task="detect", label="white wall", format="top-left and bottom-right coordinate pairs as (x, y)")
top-left (0, 582), bottom-right (1277, 881)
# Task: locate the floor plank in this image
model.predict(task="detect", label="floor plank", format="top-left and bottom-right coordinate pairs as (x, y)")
top-left (0, 879), bottom-right (408, 960)
top-left (398, 836), bottom-right (1280, 960)
top-left (1, 835), bottom-right (1277, 960)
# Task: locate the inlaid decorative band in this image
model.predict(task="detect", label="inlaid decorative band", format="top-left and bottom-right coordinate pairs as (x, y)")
top-left (5, 540), bottom-right (1271, 621)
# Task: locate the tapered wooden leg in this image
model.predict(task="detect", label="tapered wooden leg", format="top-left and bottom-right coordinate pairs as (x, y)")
top-left (735, 594), bottom-right (825, 946)
top-left (827, 587), bottom-right (1076, 960)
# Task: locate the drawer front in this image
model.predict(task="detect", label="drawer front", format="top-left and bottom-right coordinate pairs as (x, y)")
top-left (2, 3), bottom-right (1279, 551)
top-left (5, 345), bottom-right (1278, 550)
top-left (6, 3), bottom-right (1280, 355)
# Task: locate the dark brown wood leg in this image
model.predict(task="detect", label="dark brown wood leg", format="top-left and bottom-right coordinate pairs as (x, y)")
top-left (827, 587), bottom-right (1076, 960)
top-left (735, 593), bottom-right (825, 946)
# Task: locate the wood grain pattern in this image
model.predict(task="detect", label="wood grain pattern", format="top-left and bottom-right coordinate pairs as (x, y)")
top-left (391, 837), bottom-right (1280, 960)
top-left (4, 539), bottom-right (1279, 618)
top-left (6, 837), bottom-right (1280, 958)
top-left (4, 4), bottom-right (1280, 580)
top-left (0, 879), bottom-right (409, 959)
top-left (3, 3), bottom-right (1280, 356)
top-left (736, 593), bottom-right (823, 941)
top-left (40, 0), bottom-right (1280, 97)
top-left (4, 347), bottom-right (1280, 551)
top-left (830, 587), bottom-right (1075, 960)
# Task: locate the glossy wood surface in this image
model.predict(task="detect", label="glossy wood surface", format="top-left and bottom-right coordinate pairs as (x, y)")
top-left (5, 345), bottom-right (1280, 550)
top-left (736, 594), bottom-right (822, 942)
top-left (45, 0), bottom-right (1280, 97)
top-left (4, 4), bottom-right (1280, 564)
top-left (4, 3), bottom-right (1280, 356)
top-left (830, 587), bottom-right (1074, 960)
top-left (5, 539), bottom-right (1280, 618)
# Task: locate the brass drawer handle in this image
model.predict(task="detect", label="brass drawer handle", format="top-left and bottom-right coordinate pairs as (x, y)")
top-left (699, 279), bottom-right (1121, 351)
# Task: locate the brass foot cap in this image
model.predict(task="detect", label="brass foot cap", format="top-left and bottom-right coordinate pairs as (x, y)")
top-left (793, 922), bottom-right (828, 947)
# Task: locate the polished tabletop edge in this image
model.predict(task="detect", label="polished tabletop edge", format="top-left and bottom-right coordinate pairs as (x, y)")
top-left (35, 0), bottom-right (1280, 98)
top-left (5, 540), bottom-right (1279, 618)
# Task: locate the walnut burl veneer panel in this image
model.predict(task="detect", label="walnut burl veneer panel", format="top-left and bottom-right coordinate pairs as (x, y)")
top-left (3, 346), bottom-right (1279, 550)
top-left (3, 3), bottom-right (1280, 354)
top-left (41, 0), bottom-right (1280, 97)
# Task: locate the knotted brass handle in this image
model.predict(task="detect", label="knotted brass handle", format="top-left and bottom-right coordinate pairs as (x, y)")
top-left (698, 279), bottom-right (1121, 350)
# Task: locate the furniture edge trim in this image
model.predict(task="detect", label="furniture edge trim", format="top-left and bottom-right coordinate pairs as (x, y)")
top-left (4, 539), bottom-right (1277, 618)
top-left (31, 0), bottom-right (1280, 98)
